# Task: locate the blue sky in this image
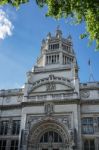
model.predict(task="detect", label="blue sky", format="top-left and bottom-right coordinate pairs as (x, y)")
top-left (0, 1), bottom-right (99, 89)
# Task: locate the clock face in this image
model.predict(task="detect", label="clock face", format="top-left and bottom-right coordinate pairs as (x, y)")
top-left (5, 96), bottom-right (11, 103)
top-left (80, 90), bottom-right (90, 98)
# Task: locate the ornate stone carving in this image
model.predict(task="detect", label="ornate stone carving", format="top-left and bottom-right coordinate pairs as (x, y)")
top-left (46, 82), bottom-right (56, 91)
top-left (26, 116), bottom-right (42, 129)
top-left (44, 103), bottom-right (54, 115)
top-left (80, 90), bottom-right (90, 98)
top-left (29, 119), bottom-right (70, 144)
top-left (28, 74), bottom-right (74, 94)
top-left (62, 117), bottom-right (71, 129)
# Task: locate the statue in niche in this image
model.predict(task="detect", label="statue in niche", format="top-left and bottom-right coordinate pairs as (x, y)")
top-left (45, 103), bottom-right (54, 115)
top-left (62, 117), bottom-right (70, 128)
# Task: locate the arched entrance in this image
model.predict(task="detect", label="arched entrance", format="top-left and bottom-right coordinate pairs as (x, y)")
top-left (39, 130), bottom-right (63, 150)
top-left (28, 117), bottom-right (72, 150)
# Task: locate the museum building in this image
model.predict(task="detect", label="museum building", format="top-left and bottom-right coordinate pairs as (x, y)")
top-left (0, 28), bottom-right (99, 150)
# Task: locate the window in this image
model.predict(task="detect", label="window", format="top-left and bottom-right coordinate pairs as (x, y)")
top-left (10, 140), bottom-right (18, 150)
top-left (98, 117), bottom-right (99, 127)
top-left (83, 139), bottom-right (95, 150)
top-left (82, 118), bottom-right (94, 134)
top-left (62, 44), bottom-right (70, 52)
top-left (46, 54), bottom-right (59, 65)
top-left (40, 131), bottom-right (62, 143)
top-left (12, 120), bottom-right (20, 135)
top-left (0, 120), bottom-right (9, 135)
top-left (49, 44), bottom-right (59, 50)
top-left (0, 140), bottom-right (6, 150)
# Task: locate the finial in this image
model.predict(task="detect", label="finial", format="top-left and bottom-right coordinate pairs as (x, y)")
top-left (88, 59), bottom-right (95, 82)
top-left (42, 39), bottom-right (45, 44)
top-left (47, 32), bottom-right (51, 40)
top-left (56, 25), bottom-right (62, 38)
top-left (67, 34), bottom-right (72, 43)
top-left (57, 25), bottom-right (60, 30)
top-left (67, 34), bottom-right (72, 40)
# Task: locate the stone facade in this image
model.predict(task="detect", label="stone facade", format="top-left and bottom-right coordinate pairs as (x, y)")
top-left (0, 28), bottom-right (99, 150)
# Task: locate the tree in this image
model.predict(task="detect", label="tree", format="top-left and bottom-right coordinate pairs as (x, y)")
top-left (0, 0), bottom-right (99, 50)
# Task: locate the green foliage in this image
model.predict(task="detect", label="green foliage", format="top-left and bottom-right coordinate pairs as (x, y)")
top-left (36, 0), bottom-right (99, 50)
top-left (0, 0), bottom-right (99, 49)
top-left (0, 0), bottom-right (28, 7)
top-left (37, 0), bottom-right (99, 50)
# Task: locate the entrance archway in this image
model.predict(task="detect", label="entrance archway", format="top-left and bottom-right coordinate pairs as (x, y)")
top-left (28, 117), bottom-right (72, 150)
top-left (39, 130), bottom-right (63, 150)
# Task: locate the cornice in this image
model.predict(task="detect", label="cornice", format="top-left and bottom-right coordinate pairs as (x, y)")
top-left (80, 82), bottom-right (99, 90)
top-left (0, 104), bottom-right (21, 110)
top-left (33, 65), bottom-right (71, 74)
top-left (22, 98), bottom-right (80, 106)
top-left (0, 89), bottom-right (23, 97)
top-left (80, 87), bottom-right (99, 90)
top-left (80, 99), bottom-right (99, 104)
top-left (28, 90), bottom-right (74, 95)
top-left (0, 98), bottom-right (80, 109)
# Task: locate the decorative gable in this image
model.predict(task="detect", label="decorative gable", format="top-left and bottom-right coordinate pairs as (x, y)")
top-left (28, 74), bottom-right (74, 94)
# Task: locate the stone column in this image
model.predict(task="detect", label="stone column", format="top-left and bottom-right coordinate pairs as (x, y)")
top-left (6, 118), bottom-right (12, 150)
top-left (77, 105), bottom-right (82, 150)
top-left (59, 52), bottom-right (63, 64)
top-left (6, 139), bottom-right (11, 150)
top-left (95, 137), bottom-right (99, 150)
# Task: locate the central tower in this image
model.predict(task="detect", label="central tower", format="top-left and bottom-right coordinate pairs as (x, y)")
top-left (37, 27), bottom-right (77, 69)
top-left (21, 28), bottom-right (81, 150)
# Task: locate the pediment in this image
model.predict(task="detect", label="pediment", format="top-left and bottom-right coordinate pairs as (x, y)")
top-left (28, 75), bottom-right (74, 94)
top-left (30, 83), bottom-right (72, 93)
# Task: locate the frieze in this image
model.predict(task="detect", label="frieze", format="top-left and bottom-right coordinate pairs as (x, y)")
top-left (81, 99), bottom-right (99, 104)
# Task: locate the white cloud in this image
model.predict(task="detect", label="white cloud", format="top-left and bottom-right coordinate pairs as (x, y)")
top-left (0, 8), bottom-right (14, 40)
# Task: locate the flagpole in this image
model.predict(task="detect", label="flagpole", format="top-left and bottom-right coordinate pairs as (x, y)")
top-left (88, 59), bottom-right (95, 82)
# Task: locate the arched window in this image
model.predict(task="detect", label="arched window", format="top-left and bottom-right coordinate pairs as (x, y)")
top-left (40, 131), bottom-right (62, 143)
